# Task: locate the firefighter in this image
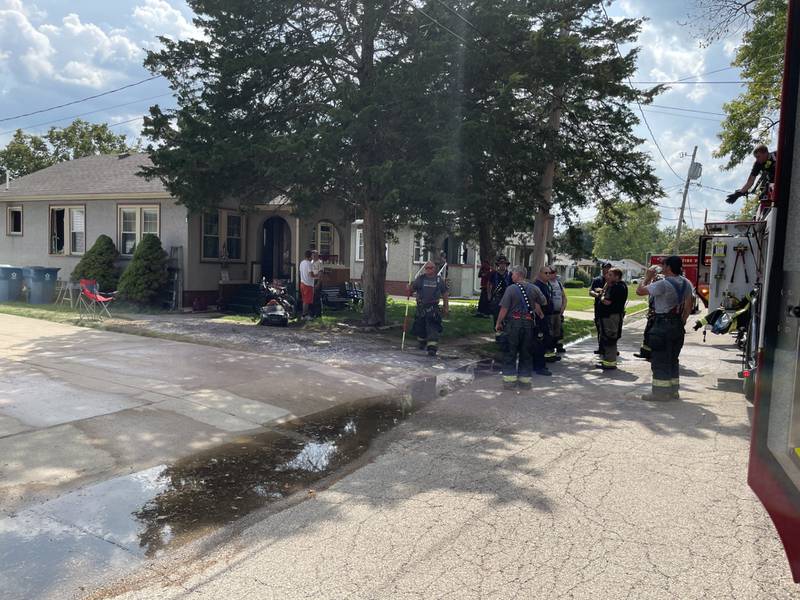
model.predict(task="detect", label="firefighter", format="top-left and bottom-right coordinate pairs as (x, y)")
top-left (533, 266), bottom-right (558, 363)
top-left (636, 256), bottom-right (695, 401)
top-left (495, 266), bottom-right (546, 389)
top-left (409, 261), bottom-right (449, 356)
top-left (590, 263), bottom-right (612, 355)
top-left (489, 255), bottom-right (513, 351)
top-left (727, 144), bottom-right (777, 204)
top-left (634, 267), bottom-right (663, 361)
top-left (595, 267), bottom-right (628, 370)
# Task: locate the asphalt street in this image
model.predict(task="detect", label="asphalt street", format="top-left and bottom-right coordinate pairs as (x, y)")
top-left (96, 319), bottom-right (799, 599)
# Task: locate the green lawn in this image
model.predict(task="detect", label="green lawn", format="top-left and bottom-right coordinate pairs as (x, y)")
top-left (563, 287), bottom-right (595, 312)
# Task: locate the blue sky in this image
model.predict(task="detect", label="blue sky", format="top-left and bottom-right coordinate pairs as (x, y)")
top-left (0, 0), bottom-right (766, 227)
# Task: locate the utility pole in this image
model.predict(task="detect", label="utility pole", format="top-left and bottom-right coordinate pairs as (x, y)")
top-left (675, 145), bottom-right (698, 254)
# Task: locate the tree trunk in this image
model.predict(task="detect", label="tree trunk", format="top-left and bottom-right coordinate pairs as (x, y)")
top-left (478, 221), bottom-right (495, 265)
top-left (361, 202), bottom-right (388, 326)
top-left (531, 206), bottom-right (553, 275)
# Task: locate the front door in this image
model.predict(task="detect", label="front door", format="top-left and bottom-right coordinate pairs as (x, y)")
top-left (262, 217), bottom-right (292, 283)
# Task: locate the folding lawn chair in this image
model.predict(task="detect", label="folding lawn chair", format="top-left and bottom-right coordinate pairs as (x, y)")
top-left (78, 278), bottom-right (116, 320)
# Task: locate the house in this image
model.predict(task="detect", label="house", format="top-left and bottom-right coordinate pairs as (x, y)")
top-left (0, 152), bottom-right (543, 306)
top-left (601, 258), bottom-right (647, 282)
top-left (0, 153), bottom-right (353, 307)
top-left (551, 254), bottom-right (597, 281)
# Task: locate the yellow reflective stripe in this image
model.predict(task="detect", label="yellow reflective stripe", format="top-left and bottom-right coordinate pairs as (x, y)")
top-left (641, 345), bottom-right (651, 351)
top-left (518, 377), bottom-right (531, 384)
top-left (544, 352), bottom-right (557, 357)
top-left (503, 376), bottom-right (518, 383)
top-left (795, 448), bottom-right (800, 459)
top-left (601, 360), bottom-right (617, 367)
top-left (653, 379), bottom-right (672, 388)
top-left (427, 341), bottom-right (438, 346)
top-left (670, 378), bottom-right (680, 385)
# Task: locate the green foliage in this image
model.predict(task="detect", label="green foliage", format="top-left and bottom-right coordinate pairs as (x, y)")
top-left (0, 119), bottom-right (138, 179)
top-left (592, 202), bottom-right (661, 264)
top-left (563, 279), bottom-right (586, 288)
top-left (117, 234), bottom-right (168, 305)
top-left (658, 227), bottom-right (703, 255)
top-left (70, 234), bottom-right (121, 291)
top-left (573, 268), bottom-right (593, 285)
top-left (711, 0), bottom-right (787, 168)
top-left (554, 224), bottom-right (595, 260)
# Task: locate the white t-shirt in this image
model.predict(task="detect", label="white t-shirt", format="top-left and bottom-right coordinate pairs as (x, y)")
top-left (647, 276), bottom-right (694, 314)
top-left (311, 259), bottom-right (323, 280)
top-left (299, 259), bottom-right (315, 286)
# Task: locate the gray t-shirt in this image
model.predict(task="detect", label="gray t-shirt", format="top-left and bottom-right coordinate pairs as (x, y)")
top-left (647, 276), bottom-right (693, 314)
top-left (412, 275), bottom-right (447, 304)
top-left (550, 278), bottom-right (564, 311)
top-left (500, 282), bottom-right (545, 314)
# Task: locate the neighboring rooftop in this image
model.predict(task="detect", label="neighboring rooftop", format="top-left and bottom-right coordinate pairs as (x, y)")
top-left (0, 153), bottom-right (168, 199)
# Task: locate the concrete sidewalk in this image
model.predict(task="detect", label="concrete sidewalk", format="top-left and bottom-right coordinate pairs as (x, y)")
top-left (0, 313), bottom-right (397, 514)
top-left (99, 319), bottom-right (798, 599)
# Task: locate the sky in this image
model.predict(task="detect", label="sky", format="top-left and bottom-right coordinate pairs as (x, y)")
top-left (0, 0), bottom-right (770, 229)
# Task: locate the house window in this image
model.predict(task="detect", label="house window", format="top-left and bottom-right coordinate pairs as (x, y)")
top-left (118, 205), bottom-right (161, 255)
top-left (413, 235), bottom-right (431, 264)
top-left (355, 228), bottom-right (364, 262)
top-left (202, 210), bottom-right (245, 261)
top-left (70, 207), bottom-right (85, 254)
top-left (202, 212), bottom-right (220, 259)
top-left (6, 206), bottom-right (22, 236)
top-left (49, 206), bottom-right (86, 255)
top-left (310, 221), bottom-right (340, 262)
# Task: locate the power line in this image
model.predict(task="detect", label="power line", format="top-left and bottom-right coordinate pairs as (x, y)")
top-left (649, 103), bottom-right (725, 116)
top-left (401, 0), bottom-right (468, 44)
top-left (641, 108), bottom-right (722, 123)
top-left (109, 117), bottom-right (145, 128)
top-left (0, 93), bottom-right (172, 136)
top-left (0, 75), bottom-right (163, 123)
top-left (630, 80), bottom-right (750, 84)
top-left (692, 182), bottom-right (734, 194)
top-left (600, 4), bottom-right (683, 183)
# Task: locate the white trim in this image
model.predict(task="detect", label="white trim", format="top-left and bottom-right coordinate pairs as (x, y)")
top-left (201, 209), bottom-right (246, 262)
top-left (412, 234), bottom-right (431, 264)
top-left (48, 204), bottom-right (86, 256)
top-left (355, 227), bottom-right (365, 262)
top-left (6, 206), bottom-right (22, 236)
top-left (118, 204), bottom-right (162, 256)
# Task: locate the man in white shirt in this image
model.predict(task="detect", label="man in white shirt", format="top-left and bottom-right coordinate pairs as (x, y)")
top-left (299, 250), bottom-right (316, 320)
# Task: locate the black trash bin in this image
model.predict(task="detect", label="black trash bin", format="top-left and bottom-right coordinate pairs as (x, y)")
top-left (0, 265), bottom-right (24, 302)
top-left (23, 266), bottom-right (60, 304)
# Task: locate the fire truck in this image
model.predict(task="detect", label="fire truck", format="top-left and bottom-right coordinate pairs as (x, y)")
top-left (720, 0), bottom-right (800, 582)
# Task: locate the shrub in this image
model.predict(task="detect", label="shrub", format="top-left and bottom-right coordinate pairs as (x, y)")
top-left (71, 234), bottom-right (120, 291)
top-left (563, 279), bottom-right (586, 288)
top-left (117, 234), bottom-right (168, 304)
top-left (573, 268), bottom-right (593, 285)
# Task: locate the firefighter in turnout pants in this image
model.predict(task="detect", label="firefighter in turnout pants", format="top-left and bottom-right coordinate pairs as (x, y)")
top-left (409, 261), bottom-right (449, 356)
top-left (495, 266), bottom-right (546, 390)
top-left (636, 256), bottom-right (694, 401)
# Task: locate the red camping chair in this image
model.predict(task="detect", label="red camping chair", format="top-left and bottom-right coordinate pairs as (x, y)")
top-left (78, 279), bottom-right (115, 319)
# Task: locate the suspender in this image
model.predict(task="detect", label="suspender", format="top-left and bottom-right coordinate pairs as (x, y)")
top-left (515, 283), bottom-right (533, 315)
top-left (664, 277), bottom-right (688, 313)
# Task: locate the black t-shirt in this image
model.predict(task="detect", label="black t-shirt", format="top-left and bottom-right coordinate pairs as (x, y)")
top-left (598, 281), bottom-right (628, 317)
top-left (533, 279), bottom-right (553, 314)
top-left (749, 152), bottom-right (777, 184)
top-left (591, 275), bottom-right (605, 314)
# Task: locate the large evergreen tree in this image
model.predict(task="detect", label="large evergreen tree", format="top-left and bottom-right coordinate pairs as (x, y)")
top-left (140, 0), bottom-right (450, 326)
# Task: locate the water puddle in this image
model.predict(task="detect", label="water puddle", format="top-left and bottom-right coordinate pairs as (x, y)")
top-left (1, 398), bottom-right (417, 598)
top-left (456, 358), bottom-right (502, 378)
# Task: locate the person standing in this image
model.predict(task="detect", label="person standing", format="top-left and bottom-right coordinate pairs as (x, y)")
top-left (299, 250), bottom-right (317, 321)
top-left (634, 267), bottom-right (662, 360)
top-left (489, 256), bottom-right (512, 350)
top-left (727, 144), bottom-right (777, 204)
top-left (409, 261), bottom-right (450, 356)
top-left (589, 263), bottom-right (612, 355)
top-left (495, 266), bottom-right (545, 390)
top-left (636, 256), bottom-right (695, 401)
top-left (595, 267), bottom-right (628, 370)
top-left (548, 268), bottom-right (568, 354)
top-left (533, 266), bottom-right (558, 363)
top-left (310, 250), bottom-right (324, 318)
top-left (476, 260), bottom-right (492, 317)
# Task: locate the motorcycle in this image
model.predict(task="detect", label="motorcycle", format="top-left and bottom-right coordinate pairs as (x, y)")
top-left (259, 277), bottom-right (297, 326)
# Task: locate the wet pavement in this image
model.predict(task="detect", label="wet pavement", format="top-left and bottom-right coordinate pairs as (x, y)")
top-left (1, 397), bottom-right (420, 600)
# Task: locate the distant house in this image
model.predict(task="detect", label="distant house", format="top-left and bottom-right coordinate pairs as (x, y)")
top-left (602, 258), bottom-right (647, 281)
top-left (551, 254), bottom-right (597, 281)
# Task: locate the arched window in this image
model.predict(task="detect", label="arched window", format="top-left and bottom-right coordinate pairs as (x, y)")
top-left (311, 221), bottom-right (340, 263)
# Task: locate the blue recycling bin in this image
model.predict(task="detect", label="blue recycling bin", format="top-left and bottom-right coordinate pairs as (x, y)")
top-left (23, 266), bottom-right (60, 304)
top-left (0, 265), bottom-right (24, 302)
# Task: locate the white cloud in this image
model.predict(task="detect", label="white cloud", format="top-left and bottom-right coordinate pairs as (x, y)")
top-left (0, 6), bottom-right (55, 81)
top-left (133, 0), bottom-right (202, 41)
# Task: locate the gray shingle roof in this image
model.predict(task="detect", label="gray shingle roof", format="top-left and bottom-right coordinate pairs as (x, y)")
top-left (0, 153), bottom-right (169, 199)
